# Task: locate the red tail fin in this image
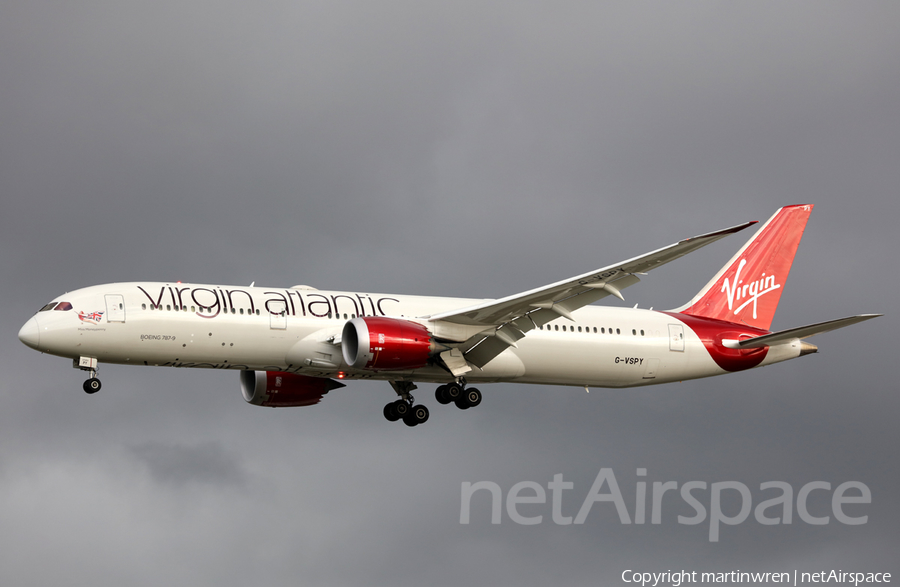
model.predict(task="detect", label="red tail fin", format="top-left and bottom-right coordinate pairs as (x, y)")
top-left (676, 205), bottom-right (813, 330)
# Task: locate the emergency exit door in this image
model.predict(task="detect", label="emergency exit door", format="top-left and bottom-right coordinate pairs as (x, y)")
top-left (668, 324), bottom-right (684, 352)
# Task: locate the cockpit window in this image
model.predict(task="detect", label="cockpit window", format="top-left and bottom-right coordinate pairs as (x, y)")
top-left (39, 302), bottom-right (58, 312)
top-left (54, 302), bottom-right (74, 311)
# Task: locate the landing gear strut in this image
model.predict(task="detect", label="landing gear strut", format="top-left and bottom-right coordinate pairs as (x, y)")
top-left (384, 381), bottom-right (429, 427)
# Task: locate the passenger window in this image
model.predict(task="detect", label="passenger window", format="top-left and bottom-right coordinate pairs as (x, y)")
top-left (641, 330), bottom-right (645, 336)
top-left (632, 329), bottom-right (636, 335)
top-left (616, 328), bottom-right (620, 334)
top-left (578, 326), bottom-right (582, 332)
top-left (142, 304), bottom-right (147, 310)
top-left (554, 325), bottom-right (559, 331)
top-left (593, 327), bottom-right (597, 333)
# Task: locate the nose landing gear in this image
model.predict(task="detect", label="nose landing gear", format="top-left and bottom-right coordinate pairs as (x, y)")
top-left (83, 378), bottom-right (101, 394)
top-left (76, 356), bottom-right (101, 394)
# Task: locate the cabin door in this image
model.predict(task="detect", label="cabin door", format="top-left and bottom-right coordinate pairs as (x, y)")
top-left (105, 294), bottom-right (126, 323)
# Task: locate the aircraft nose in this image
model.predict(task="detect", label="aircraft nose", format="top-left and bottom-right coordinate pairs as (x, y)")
top-left (18, 317), bottom-right (40, 349)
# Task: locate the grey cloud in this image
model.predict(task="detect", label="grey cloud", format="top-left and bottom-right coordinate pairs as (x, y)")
top-left (129, 441), bottom-right (247, 488)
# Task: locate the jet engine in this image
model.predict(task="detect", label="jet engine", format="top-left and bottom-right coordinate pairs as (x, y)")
top-left (240, 370), bottom-right (345, 407)
top-left (341, 316), bottom-right (437, 371)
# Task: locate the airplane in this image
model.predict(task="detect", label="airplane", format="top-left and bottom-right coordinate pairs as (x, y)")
top-left (18, 204), bottom-right (879, 427)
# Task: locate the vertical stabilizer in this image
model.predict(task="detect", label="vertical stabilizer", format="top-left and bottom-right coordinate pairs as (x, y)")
top-left (675, 204), bottom-right (813, 330)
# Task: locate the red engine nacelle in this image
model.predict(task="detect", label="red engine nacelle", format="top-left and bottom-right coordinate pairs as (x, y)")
top-left (341, 316), bottom-right (435, 371)
top-left (240, 371), bottom-right (345, 407)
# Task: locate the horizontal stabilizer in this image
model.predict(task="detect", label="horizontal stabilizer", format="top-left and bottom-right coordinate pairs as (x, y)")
top-left (724, 314), bottom-right (881, 349)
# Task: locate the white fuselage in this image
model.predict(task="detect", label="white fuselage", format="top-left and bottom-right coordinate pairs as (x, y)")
top-left (21, 282), bottom-right (803, 389)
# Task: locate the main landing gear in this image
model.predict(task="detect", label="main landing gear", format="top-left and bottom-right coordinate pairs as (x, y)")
top-left (383, 379), bottom-right (484, 427)
top-left (435, 381), bottom-right (482, 410)
top-left (384, 381), bottom-right (430, 427)
top-left (383, 400), bottom-right (430, 427)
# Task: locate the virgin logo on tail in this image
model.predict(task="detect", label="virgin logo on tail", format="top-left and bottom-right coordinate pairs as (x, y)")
top-left (722, 259), bottom-right (781, 320)
top-left (678, 204), bottom-right (812, 330)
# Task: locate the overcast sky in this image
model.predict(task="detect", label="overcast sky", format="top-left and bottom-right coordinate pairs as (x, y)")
top-left (1, 2), bottom-right (898, 585)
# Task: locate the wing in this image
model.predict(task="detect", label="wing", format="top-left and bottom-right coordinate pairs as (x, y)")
top-left (426, 220), bottom-right (758, 372)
